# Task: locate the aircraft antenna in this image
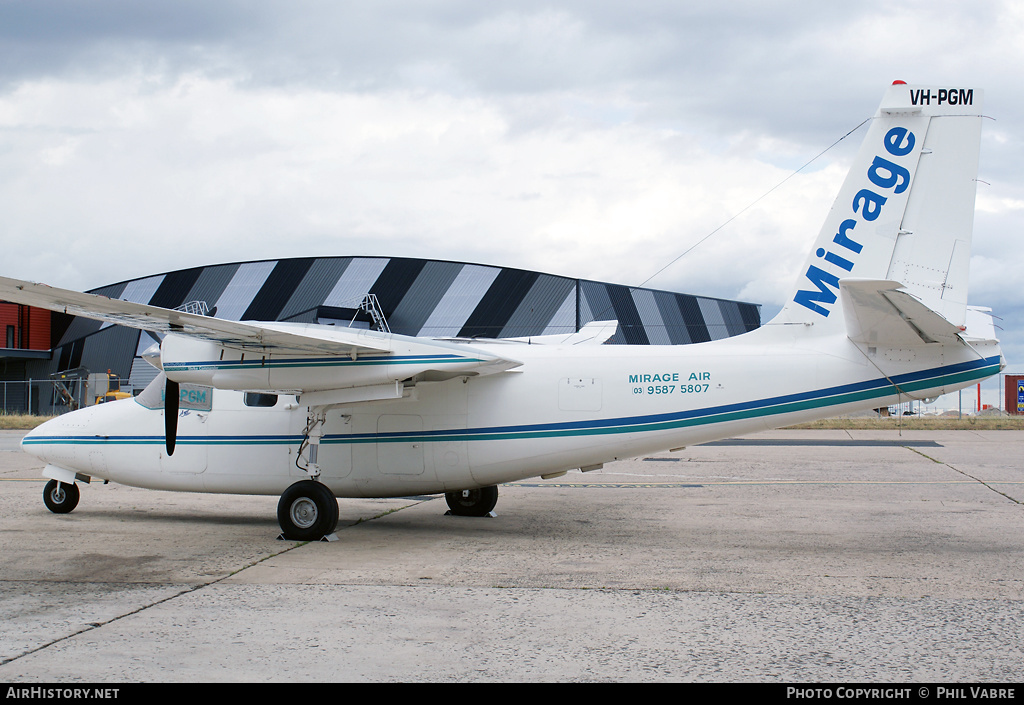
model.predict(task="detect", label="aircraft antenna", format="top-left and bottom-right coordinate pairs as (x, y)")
top-left (634, 117), bottom-right (871, 291)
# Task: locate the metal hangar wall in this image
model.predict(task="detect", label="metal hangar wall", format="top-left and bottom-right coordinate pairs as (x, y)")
top-left (24, 256), bottom-right (761, 399)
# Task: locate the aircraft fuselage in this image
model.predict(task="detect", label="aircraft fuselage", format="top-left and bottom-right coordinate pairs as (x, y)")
top-left (22, 326), bottom-right (1002, 498)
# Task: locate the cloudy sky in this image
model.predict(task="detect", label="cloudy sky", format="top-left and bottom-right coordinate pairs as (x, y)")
top-left (1, 1), bottom-right (1021, 403)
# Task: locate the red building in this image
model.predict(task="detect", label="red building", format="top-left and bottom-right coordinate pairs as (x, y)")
top-left (0, 303), bottom-right (51, 351)
top-left (1006, 375), bottom-right (1024, 416)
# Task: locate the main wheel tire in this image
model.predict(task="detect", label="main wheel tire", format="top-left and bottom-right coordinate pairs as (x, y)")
top-left (43, 480), bottom-right (80, 514)
top-left (445, 485), bottom-right (498, 517)
top-left (277, 480), bottom-right (339, 541)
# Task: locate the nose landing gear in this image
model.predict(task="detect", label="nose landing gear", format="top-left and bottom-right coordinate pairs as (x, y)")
top-left (43, 480), bottom-right (80, 514)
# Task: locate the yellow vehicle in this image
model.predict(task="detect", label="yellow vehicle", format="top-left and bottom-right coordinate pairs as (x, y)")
top-left (49, 368), bottom-right (131, 409)
top-left (92, 371), bottom-right (131, 405)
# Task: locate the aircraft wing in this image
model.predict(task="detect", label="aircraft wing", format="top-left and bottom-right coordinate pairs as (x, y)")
top-left (0, 275), bottom-right (396, 355)
top-left (0, 275), bottom-right (522, 386)
top-left (839, 279), bottom-right (964, 346)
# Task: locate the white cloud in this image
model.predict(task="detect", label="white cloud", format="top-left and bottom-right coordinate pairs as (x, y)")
top-left (0, 1), bottom-right (1022, 369)
top-left (0, 73), bottom-right (851, 304)
top-left (976, 193), bottom-right (1024, 215)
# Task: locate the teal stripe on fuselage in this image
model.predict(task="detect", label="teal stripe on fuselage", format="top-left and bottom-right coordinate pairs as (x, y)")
top-left (331, 355), bottom-right (1001, 444)
top-left (23, 356), bottom-right (1000, 449)
top-left (162, 353), bottom-right (484, 373)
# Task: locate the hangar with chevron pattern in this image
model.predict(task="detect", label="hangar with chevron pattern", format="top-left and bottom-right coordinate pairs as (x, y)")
top-left (2, 256), bottom-right (760, 413)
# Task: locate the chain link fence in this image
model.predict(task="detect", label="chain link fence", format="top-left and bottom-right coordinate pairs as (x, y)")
top-left (0, 379), bottom-right (137, 416)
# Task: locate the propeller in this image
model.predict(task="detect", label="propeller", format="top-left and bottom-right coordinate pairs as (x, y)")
top-left (165, 377), bottom-right (179, 456)
top-left (143, 338), bottom-right (179, 456)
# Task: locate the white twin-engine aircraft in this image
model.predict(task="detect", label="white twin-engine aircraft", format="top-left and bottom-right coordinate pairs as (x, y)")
top-left (3, 82), bottom-right (1003, 540)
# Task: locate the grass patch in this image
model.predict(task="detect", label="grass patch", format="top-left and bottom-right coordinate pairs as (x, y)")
top-left (2, 413), bottom-right (1022, 432)
top-left (786, 416), bottom-right (1024, 431)
top-left (0, 414), bottom-right (56, 430)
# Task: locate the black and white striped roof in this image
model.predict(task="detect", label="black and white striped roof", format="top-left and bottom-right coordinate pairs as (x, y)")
top-left (48, 256), bottom-right (760, 387)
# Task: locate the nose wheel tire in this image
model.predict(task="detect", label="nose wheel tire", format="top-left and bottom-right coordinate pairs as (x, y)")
top-left (445, 485), bottom-right (498, 517)
top-left (43, 480), bottom-right (80, 514)
top-left (277, 480), bottom-right (339, 541)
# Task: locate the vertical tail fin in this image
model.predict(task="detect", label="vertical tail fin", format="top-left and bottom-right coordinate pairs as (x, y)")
top-left (776, 83), bottom-right (983, 332)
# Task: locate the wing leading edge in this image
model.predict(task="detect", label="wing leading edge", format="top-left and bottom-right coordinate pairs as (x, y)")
top-left (0, 276), bottom-right (522, 396)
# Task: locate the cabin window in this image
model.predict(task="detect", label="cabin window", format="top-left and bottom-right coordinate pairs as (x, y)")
top-left (5, 325), bottom-right (14, 349)
top-left (244, 392), bottom-right (278, 407)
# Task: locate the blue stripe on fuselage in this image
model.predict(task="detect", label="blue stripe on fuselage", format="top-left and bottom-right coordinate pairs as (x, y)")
top-left (23, 355), bottom-right (1001, 448)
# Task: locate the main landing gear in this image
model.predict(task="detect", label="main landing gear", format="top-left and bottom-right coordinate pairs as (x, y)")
top-left (277, 480), bottom-right (340, 541)
top-left (279, 408), bottom-right (340, 541)
top-left (43, 480), bottom-right (80, 514)
top-left (445, 485), bottom-right (499, 517)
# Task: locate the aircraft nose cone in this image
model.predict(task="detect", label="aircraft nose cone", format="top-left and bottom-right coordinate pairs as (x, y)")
top-left (20, 412), bottom-right (78, 465)
top-left (20, 417), bottom-right (57, 459)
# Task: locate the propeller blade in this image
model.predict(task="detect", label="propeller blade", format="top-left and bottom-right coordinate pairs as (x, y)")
top-left (165, 378), bottom-right (179, 456)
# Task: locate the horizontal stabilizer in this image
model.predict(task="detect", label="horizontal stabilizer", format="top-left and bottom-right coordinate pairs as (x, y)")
top-left (962, 306), bottom-right (998, 342)
top-left (839, 279), bottom-right (963, 346)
